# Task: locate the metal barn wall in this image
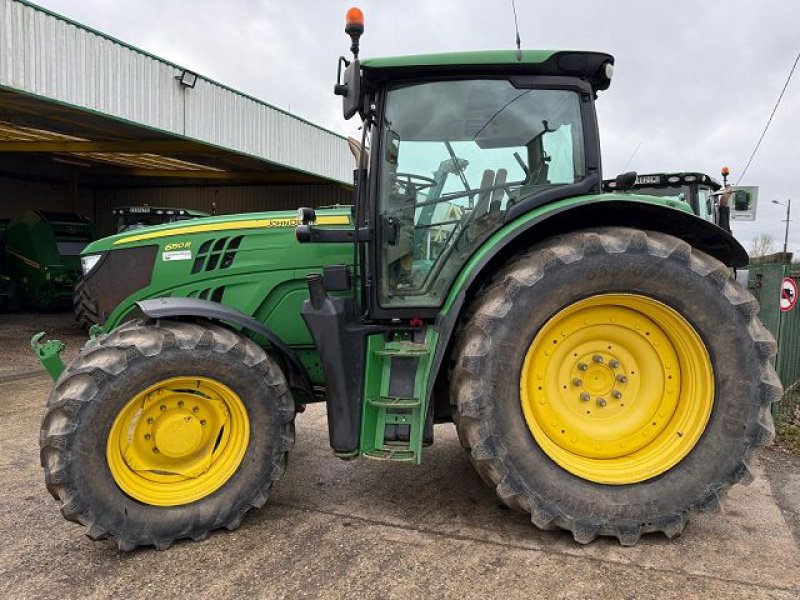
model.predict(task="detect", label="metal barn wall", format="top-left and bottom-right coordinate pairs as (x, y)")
top-left (91, 184), bottom-right (350, 234)
top-left (0, 175), bottom-right (93, 219)
top-left (0, 0), bottom-right (352, 184)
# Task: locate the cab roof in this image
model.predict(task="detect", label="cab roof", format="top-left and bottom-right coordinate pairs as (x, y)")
top-left (360, 50), bottom-right (615, 91)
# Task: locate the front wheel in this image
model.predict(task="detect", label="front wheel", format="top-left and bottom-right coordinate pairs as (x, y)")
top-left (40, 319), bottom-right (295, 550)
top-left (451, 227), bottom-right (780, 545)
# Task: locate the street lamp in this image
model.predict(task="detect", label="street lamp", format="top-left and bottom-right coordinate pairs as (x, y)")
top-left (772, 198), bottom-right (792, 262)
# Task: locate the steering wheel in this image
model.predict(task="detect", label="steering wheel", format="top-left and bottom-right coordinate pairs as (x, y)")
top-left (395, 172), bottom-right (437, 196)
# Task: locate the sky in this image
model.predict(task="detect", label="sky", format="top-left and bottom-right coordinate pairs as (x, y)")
top-left (33, 0), bottom-right (799, 256)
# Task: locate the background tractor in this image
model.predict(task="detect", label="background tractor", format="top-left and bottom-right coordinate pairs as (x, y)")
top-left (603, 170), bottom-right (759, 231)
top-left (36, 9), bottom-right (779, 551)
top-left (111, 205), bottom-right (211, 233)
top-left (603, 171), bottom-right (721, 222)
top-left (73, 205), bottom-right (211, 329)
top-left (5, 210), bottom-right (95, 309)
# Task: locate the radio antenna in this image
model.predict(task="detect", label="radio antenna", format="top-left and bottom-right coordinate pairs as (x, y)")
top-left (511, 0), bottom-right (522, 61)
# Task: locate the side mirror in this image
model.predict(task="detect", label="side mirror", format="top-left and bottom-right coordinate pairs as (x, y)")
top-left (334, 58), bottom-right (362, 120)
top-left (614, 171), bottom-right (637, 192)
top-left (731, 186), bottom-right (758, 221)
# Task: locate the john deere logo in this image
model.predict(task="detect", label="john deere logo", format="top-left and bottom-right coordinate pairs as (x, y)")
top-left (263, 218), bottom-right (298, 228)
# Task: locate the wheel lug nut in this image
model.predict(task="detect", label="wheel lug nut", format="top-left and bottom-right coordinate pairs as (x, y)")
top-left (193, 406), bottom-right (199, 413)
top-left (592, 355), bottom-right (604, 363)
top-left (609, 359), bottom-right (620, 369)
top-left (152, 447), bottom-right (159, 453)
top-left (580, 392), bottom-right (590, 402)
top-left (144, 433), bottom-right (151, 440)
top-left (611, 390), bottom-right (622, 399)
top-left (577, 362), bottom-right (588, 371)
top-left (572, 377), bottom-right (583, 387)
top-left (178, 400), bottom-right (184, 407)
top-left (160, 405), bottom-right (167, 411)
top-left (597, 397), bottom-right (607, 407)
top-left (147, 417), bottom-right (154, 424)
top-left (200, 420), bottom-right (206, 426)
top-left (616, 375), bottom-right (628, 383)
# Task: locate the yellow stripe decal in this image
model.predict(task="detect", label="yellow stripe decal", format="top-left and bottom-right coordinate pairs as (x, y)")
top-left (113, 215), bottom-right (351, 245)
top-left (6, 249), bottom-right (41, 270)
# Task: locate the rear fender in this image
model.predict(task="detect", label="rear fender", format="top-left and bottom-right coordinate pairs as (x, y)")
top-left (428, 199), bottom-right (747, 416)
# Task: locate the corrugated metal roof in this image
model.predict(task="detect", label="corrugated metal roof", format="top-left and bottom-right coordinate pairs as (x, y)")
top-left (0, 119), bottom-right (222, 171)
top-left (0, 0), bottom-right (352, 184)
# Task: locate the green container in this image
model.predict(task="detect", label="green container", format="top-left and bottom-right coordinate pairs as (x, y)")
top-left (748, 263), bottom-right (800, 388)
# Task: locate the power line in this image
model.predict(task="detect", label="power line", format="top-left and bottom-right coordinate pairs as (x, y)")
top-left (623, 141), bottom-right (643, 171)
top-left (736, 50), bottom-right (800, 185)
top-left (511, 0), bottom-right (522, 60)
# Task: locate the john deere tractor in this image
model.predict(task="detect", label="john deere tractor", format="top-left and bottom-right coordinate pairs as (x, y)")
top-left (603, 172), bottom-right (721, 222)
top-left (36, 9), bottom-right (779, 550)
top-left (111, 205), bottom-right (212, 233)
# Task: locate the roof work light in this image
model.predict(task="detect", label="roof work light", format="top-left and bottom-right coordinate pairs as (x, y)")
top-left (345, 7), bottom-right (364, 58)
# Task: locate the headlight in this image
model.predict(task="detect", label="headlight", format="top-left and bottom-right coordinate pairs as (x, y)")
top-left (81, 253), bottom-right (104, 276)
top-left (604, 62), bottom-right (614, 80)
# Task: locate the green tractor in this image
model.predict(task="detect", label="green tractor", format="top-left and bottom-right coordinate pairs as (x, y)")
top-left (112, 205), bottom-right (212, 233)
top-left (5, 210), bottom-right (96, 309)
top-left (603, 171), bottom-right (722, 223)
top-left (36, 10), bottom-right (779, 550)
top-left (73, 205), bottom-right (211, 328)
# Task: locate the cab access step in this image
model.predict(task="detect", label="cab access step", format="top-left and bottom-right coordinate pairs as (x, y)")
top-left (300, 267), bottom-right (435, 464)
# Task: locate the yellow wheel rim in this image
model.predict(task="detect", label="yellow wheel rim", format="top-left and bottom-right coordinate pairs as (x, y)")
top-left (520, 294), bottom-right (713, 485)
top-left (106, 376), bottom-right (249, 506)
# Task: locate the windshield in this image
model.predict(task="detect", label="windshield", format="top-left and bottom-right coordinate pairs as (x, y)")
top-left (633, 184), bottom-right (715, 221)
top-left (378, 79), bottom-right (586, 307)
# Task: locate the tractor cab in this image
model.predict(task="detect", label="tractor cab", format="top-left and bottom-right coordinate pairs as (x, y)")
top-left (299, 9), bottom-right (614, 320)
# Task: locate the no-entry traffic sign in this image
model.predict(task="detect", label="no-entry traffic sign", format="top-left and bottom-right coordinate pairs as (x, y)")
top-left (781, 277), bottom-right (798, 313)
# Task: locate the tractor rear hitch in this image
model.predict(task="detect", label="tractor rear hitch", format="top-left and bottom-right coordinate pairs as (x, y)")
top-left (31, 332), bottom-right (66, 381)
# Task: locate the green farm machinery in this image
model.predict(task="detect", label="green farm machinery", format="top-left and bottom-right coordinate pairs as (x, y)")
top-left (603, 172), bottom-right (722, 223)
top-left (5, 210), bottom-right (95, 309)
top-left (0, 218), bottom-right (16, 310)
top-left (112, 205), bottom-right (211, 233)
top-left (35, 9), bottom-right (779, 550)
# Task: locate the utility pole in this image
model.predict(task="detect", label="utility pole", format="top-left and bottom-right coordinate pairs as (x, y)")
top-left (772, 198), bottom-right (792, 263)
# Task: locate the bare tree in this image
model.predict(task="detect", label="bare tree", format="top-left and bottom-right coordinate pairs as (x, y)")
top-left (750, 233), bottom-right (776, 257)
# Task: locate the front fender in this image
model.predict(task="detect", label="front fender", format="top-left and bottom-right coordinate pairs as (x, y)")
top-left (137, 297), bottom-right (314, 396)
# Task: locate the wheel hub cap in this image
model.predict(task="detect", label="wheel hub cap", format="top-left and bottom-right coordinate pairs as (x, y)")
top-left (520, 294), bottom-right (714, 485)
top-left (107, 376), bottom-right (250, 506)
top-left (152, 412), bottom-right (204, 458)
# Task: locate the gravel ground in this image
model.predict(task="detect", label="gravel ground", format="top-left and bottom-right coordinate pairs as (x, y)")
top-left (0, 310), bottom-right (85, 378)
top-left (0, 312), bottom-right (798, 599)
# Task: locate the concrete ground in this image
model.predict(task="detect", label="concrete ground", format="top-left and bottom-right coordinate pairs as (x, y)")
top-left (0, 312), bottom-right (798, 599)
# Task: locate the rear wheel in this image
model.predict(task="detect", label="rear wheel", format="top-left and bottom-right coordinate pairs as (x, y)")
top-left (451, 227), bottom-right (780, 545)
top-left (40, 319), bottom-right (294, 550)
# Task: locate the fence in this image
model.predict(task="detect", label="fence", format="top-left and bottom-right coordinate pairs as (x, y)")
top-left (747, 263), bottom-right (800, 389)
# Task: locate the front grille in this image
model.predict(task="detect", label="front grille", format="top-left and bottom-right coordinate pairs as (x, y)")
top-left (84, 245), bottom-right (158, 322)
